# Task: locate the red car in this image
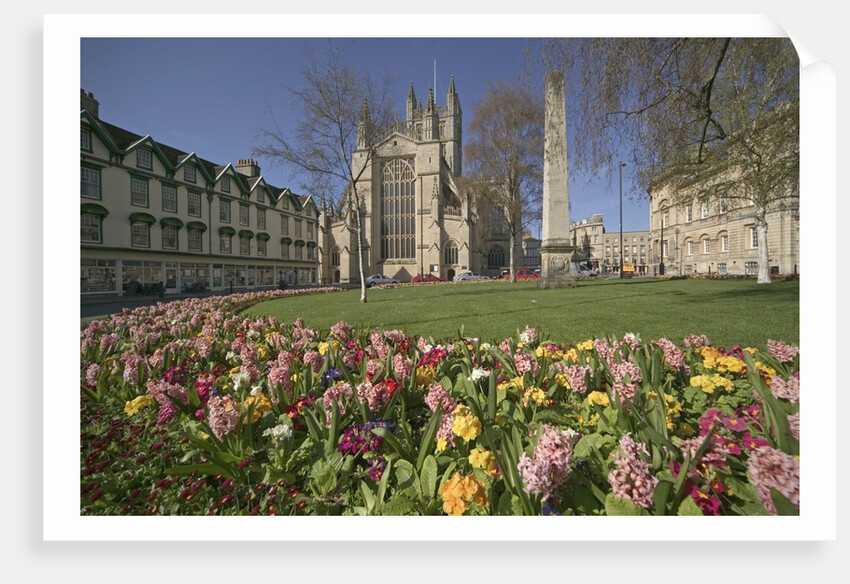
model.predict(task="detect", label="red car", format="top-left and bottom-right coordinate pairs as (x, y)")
top-left (504, 268), bottom-right (540, 280)
top-left (411, 273), bottom-right (446, 283)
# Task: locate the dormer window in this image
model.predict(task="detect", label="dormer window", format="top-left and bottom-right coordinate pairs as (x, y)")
top-left (221, 176), bottom-right (231, 193)
top-left (137, 148), bottom-right (152, 170)
top-left (184, 164), bottom-right (196, 183)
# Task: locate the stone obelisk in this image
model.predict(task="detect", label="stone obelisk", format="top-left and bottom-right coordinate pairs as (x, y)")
top-left (538, 69), bottom-right (576, 289)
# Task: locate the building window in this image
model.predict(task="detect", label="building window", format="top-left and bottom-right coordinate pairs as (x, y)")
top-left (184, 164), bottom-right (196, 183)
top-left (750, 227), bottom-right (759, 248)
top-left (684, 264), bottom-right (693, 275)
top-left (162, 225), bottom-right (178, 250)
top-left (81, 166), bottom-right (101, 200)
top-left (257, 208), bottom-right (266, 230)
top-left (257, 238), bottom-right (267, 257)
top-left (137, 148), bottom-right (152, 170)
top-left (687, 241), bottom-right (694, 256)
top-left (444, 241), bottom-right (458, 265)
top-left (380, 158), bottom-right (417, 260)
top-left (162, 184), bottom-right (177, 213)
top-left (239, 204), bottom-right (250, 227)
top-left (281, 215), bottom-right (289, 236)
top-left (282, 242), bottom-right (290, 259)
top-left (685, 204), bottom-right (693, 222)
top-left (221, 176), bottom-right (231, 193)
top-left (306, 222), bottom-right (314, 240)
top-left (295, 244), bottom-right (303, 261)
top-left (487, 245), bottom-right (505, 269)
top-left (662, 241), bottom-right (668, 258)
top-left (220, 235), bottom-right (231, 254)
top-left (188, 229), bottom-right (202, 252)
top-left (81, 128), bottom-right (92, 151)
top-left (257, 188), bottom-right (265, 204)
top-left (131, 223), bottom-right (149, 248)
top-left (745, 261), bottom-right (758, 275)
top-left (717, 262), bottom-right (727, 275)
top-left (81, 213), bottom-right (101, 243)
top-left (281, 196), bottom-right (289, 210)
top-left (721, 234), bottom-right (729, 252)
top-left (719, 195), bottom-right (729, 214)
top-left (331, 248), bottom-right (340, 266)
top-left (307, 245), bottom-right (315, 261)
top-left (703, 238), bottom-right (711, 254)
top-left (701, 200), bottom-right (709, 219)
top-left (188, 191), bottom-right (201, 217)
top-left (239, 236), bottom-right (250, 255)
top-left (295, 219), bottom-right (303, 238)
top-left (220, 200), bottom-right (231, 223)
top-left (131, 177), bottom-right (149, 207)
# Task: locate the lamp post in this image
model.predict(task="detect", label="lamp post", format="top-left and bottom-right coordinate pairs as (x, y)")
top-left (619, 162), bottom-right (626, 279)
top-left (659, 205), bottom-right (665, 276)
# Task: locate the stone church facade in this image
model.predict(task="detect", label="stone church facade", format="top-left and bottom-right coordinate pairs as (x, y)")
top-left (320, 77), bottom-right (491, 284)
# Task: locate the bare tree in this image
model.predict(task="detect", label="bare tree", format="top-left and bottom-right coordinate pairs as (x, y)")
top-left (464, 81), bottom-right (544, 282)
top-left (253, 42), bottom-right (396, 301)
top-left (540, 38), bottom-right (799, 283)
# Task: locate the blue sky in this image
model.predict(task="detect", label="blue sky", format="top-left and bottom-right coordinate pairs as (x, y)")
top-left (80, 36), bottom-right (649, 234)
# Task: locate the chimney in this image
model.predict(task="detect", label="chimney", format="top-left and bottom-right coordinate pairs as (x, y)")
top-left (80, 89), bottom-right (99, 118)
top-left (236, 158), bottom-right (260, 178)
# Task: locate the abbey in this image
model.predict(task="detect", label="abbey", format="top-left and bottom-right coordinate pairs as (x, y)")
top-left (320, 77), bottom-right (496, 284)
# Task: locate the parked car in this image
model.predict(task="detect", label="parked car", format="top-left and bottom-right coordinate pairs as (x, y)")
top-left (505, 268), bottom-right (540, 280)
top-left (365, 274), bottom-right (400, 287)
top-left (411, 273), bottom-right (446, 283)
top-left (577, 265), bottom-right (599, 278)
top-left (453, 271), bottom-right (489, 282)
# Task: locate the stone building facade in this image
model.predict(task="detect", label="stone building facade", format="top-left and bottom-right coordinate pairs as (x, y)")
top-left (320, 77), bottom-right (491, 284)
top-left (648, 183), bottom-right (800, 277)
top-left (80, 90), bottom-right (320, 296)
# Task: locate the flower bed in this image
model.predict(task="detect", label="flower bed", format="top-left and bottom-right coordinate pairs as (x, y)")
top-left (80, 290), bottom-right (800, 516)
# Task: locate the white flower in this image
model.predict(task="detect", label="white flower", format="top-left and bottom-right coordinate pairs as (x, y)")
top-left (479, 342), bottom-right (492, 352)
top-left (225, 350), bottom-right (239, 363)
top-left (468, 368), bottom-right (490, 382)
top-left (262, 424), bottom-right (292, 441)
top-left (231, 370), bottom-right (251, 391)
top-left (250, 384), bottom-right (264, 396)
top-left (246, 330), bottom-right (261, 342)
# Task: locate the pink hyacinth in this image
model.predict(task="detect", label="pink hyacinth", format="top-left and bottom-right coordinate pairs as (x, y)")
top-left (424, 381), bottom-right (457, 448)
top-left (786, 412), bottom-right (800, 441)
top-left (207, 395), bottom-right (239, 440)
top-left (322, 381), bottom-right (354, 425)
top-left (517, 424), bottom-right (576, 503)
top-left (607, 433), bottom-right (658, 509)
top-left (748, 446), bottom-right (800, 515)
top-left (682, 334), bottom-right (710, 348)
top-left (357, 380), bottom-right (391, 412)
top-left (770, 373), bottom-right (800, 403)
top-left (85, 363), bottom-right (99, 387)
top-left (392, 353), bottom-right (412, 380)
top-left (767, 339), bottom-right (799, 363)
top-left (303, 350), bottom-right (324, 373)
top-left (564, 364), bottom-right (592, 395)
top-left (654, 338), bottom-right (689, 373)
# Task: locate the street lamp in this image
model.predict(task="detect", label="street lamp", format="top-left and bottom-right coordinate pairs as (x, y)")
top-left (619, 162), bottom-right (626, 279)
top-left (659, 205), bottom-right (666, 276)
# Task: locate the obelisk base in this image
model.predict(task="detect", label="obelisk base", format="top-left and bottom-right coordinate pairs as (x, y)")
top-left (538, 245), bottom-right (577, 289)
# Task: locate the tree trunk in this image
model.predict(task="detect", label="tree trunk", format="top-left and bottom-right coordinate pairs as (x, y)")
top-left (755, 204), bottom-right (771, 284)
top-left (354, 200), bottom-right (369, 302)
top-left (509, 233), bottom-right (517, 283)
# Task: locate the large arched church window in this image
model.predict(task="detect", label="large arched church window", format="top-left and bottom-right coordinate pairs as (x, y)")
top-left (487, 245), bottom-right (505, 269)
top-left (444, 240), bottom-right (458, 265)
top-left (380, 158), bottom-right (416, 260)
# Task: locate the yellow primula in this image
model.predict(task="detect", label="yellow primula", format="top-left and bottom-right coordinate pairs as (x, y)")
top-left (240, 392), bottom-right (272, 423)
top-left (577, 340), bottom-right (594, 351)
top-left (451, 405), bottom-right (482, 442)
top-left (440, 472), bottom-right (488, 516)
top-left (689, 374), bottom-right (716, 394)
top-left (522, 386), bottom-right (553, 408)
top-left (318, 341), bottom-right (330, 356)
top-left (124, 394), bottom-right (154, 417)
top-left (755, 362), bottom-right (776, 385)
top-left (563, 348), bottom-right (580, 363)
top-left (578, 412), bottom-right (600, 427)
top-left (435, 437), bottom-right (448, 452)
top-left (587, 391), bottom-right (610, 407)
top-left (468, 446), bottom-right (498, 477)
top-left (497, 376), bottom-right (524, 393)
top-left (416, 365), bottom-right (436, 387)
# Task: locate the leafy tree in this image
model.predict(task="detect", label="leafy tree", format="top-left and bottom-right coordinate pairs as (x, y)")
top-left (540, 38), bottom-right (799, 283)
top-left (464, 81), bottom-right (544, 282)
top-left (253, 42), bottom-right (396, 301)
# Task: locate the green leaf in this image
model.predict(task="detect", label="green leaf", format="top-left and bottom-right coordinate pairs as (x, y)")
top-left (421, 455), bottom-right (438, 499)
top-left (652, 479), bottom-right (674, 516)
top-left (325, 400), bottom-right (340, 457)
top-left (394, 459), bottom-right (421, 497)
top-left (416, 404), bottom-right (441, 471)
top-left (605, 493), bottom-right (650, 516)
top-left (382, 495), bottom-right (415, 516)
top-left (301, 407), bottom-right (323, 443)
top-left (359, 482), bottom-right (376, 514)
top-left (676, 495), bottom-right (704, 516)
top-left (770, 488), bottom-right (800, 516)
top-left (376, 458), bottom-right (392, 510)
top-left (487, 369), bottom-right (497, 421)
top-left (372, 427), bottom-right (412, 463)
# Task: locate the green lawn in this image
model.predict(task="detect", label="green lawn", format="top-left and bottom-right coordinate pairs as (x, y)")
top-left (241, 277), bottom-right (799, 350)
